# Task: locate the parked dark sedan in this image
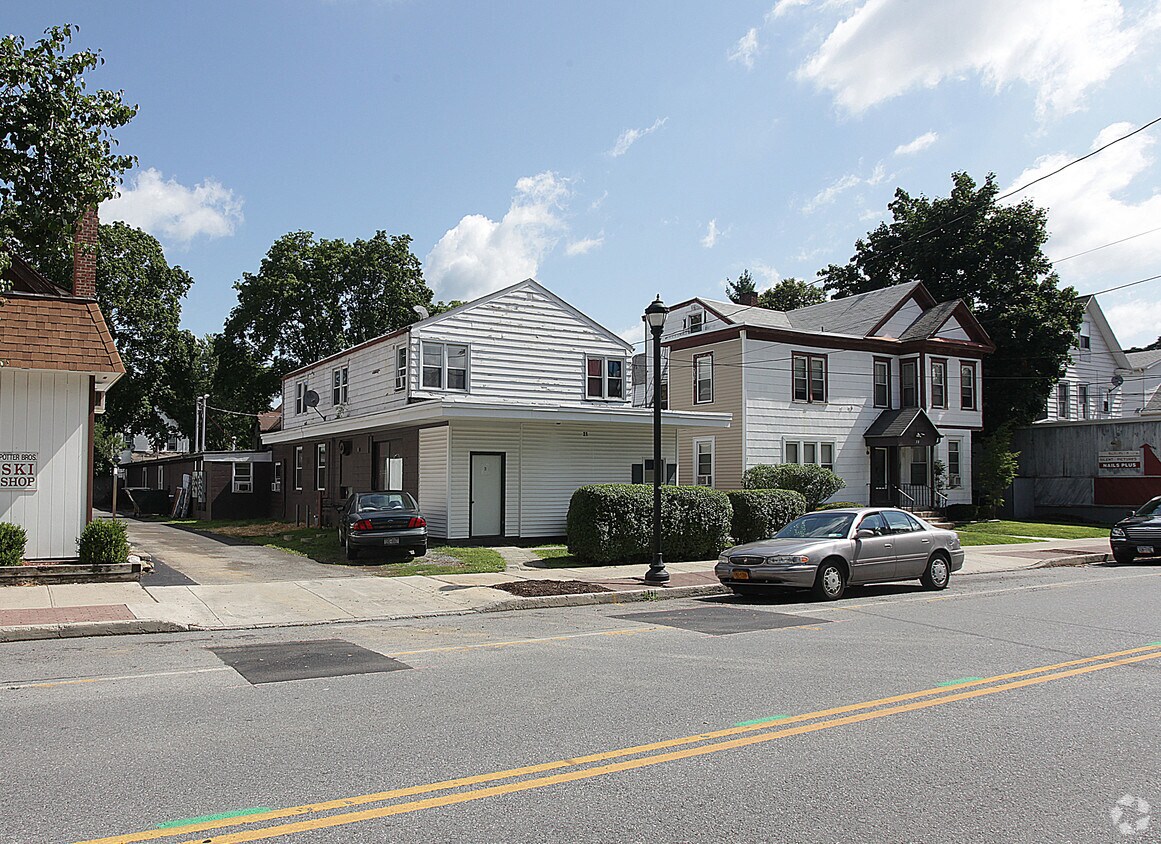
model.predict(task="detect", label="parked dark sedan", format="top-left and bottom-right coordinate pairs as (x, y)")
top-left (715, 507), bottom-right (964, 601)
top-left (337, 491), bottom-right (427, 561)
top-left (1109, 496), bottom-right (1161, 564)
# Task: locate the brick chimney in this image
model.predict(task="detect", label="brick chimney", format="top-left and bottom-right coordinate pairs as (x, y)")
top-left (71, 206), bottom-right (98, 298)
top-left (740, 291), bottom-right (759, 307)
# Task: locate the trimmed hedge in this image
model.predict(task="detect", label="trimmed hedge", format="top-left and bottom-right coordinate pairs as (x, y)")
top-left (726, 489), bottom-right (807, 544)
top-left (0, 522), bottom-right (26, 566)
top-left (743, 463), bottom-right (845, 510)
top-left (567, 484), bottom-right (732, 563)
top-left (77, 519), bottom-right (129, 566)
top-left (816, 501), bottom-right (862, 511)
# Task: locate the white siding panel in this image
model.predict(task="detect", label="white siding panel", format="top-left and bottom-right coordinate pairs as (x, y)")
top-left (0, 370), bottom-right (89, 559)
top-left (418, 426), bottom-right (449, 539)
top-left (878, 298), bottom-right (922, 338)
top-left (446, 423), bottom-right (523, 539)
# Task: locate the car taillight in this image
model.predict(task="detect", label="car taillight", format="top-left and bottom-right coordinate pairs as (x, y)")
top-left (409, 516), bottom-right (427, 529)
top-left (353, 519), bottom-right (374, 532)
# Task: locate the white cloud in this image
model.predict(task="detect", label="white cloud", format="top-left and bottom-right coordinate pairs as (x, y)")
top-left (617, 321), bottom-right (646, 348)
top-left (101, 167), bottom-right (243, 243)
top-left (701, 219), bottom-right (721, 248)
top-left (424, 171), bottom-right (571, 301)
top-left (797, 0), bottom-right (1154, 117)
top-left (566, 234), bottom-right (604, 256)
top-left (728, 28), bottom-right (760, 69)
top-left (1104, 298), bottom-right (1161, 349)
top-left (608, 117), bottom-right (669, 158)
top-left (894, 131), bottom-right (940, 156)
top-left (767, 0), bottom-right (812, 21)
top-left (802, 162), bottom-right (888, 213)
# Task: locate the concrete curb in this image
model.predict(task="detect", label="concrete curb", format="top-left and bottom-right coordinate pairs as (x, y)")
top-left (1034, 552), bottom-right (1112, 567)
top-left (484, 583), bottom-right (730, 612)
top-left (0, 619), bottom-right (189, 642)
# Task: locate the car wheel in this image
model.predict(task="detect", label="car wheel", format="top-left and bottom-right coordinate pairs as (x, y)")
top-left (1113, 549), bottom-right (1135, 565)
top-left (921, 552), bottom-right (951, 590)
top-left (811, 559), bottom-right (846, 601)
top-left (345, 542), bottom-right (358, 561)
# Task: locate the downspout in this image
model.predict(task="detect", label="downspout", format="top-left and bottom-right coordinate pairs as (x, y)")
top-left (739, 330), bottom-right (748, 482)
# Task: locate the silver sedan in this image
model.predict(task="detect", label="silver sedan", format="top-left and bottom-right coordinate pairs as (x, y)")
top-left (715, 507), bottom-right (964, 601)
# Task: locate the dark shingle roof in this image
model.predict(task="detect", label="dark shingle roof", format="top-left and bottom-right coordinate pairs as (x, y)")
top-left (864, 408), bottom-right (941, 443)
top-left (1127, 349), bottom-right (1161, 369)
top-left (785, 283), bottom-right (922, 336)
top-left (899, 300), bottom-right (961, 341)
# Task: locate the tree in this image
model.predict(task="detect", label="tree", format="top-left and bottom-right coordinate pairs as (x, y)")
top-left (725, 269), bottom-right (756, 303)
top-left (0, 25), bottom-right (136, 279)
top-left (976, 425), bottom-right (1020, 517)
top-left (221, 230), bottom-right (434, 411)
top-left (817, 172), bottom-right (1084, 432)
top-left (96, 223), bottom-right (193, 446)
top-left (757, 277), bottom-right (827, 311)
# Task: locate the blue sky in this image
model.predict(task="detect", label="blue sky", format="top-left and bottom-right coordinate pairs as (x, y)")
top-left (8, 1), bottom-right (1161, 351)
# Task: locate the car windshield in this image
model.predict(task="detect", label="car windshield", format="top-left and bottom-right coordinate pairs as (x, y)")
top-left (1134, 497), bottom-right (1161, 516)
top-left (776, 513), bottom-right (855, 540)
top-left (357, 493), bottom-right (414, 512)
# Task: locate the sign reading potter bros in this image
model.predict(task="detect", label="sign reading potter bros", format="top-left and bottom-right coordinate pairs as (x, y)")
top-left (0, 452), bottom-right (38, 490)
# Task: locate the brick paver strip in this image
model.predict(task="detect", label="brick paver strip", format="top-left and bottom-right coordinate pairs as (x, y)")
top-left (0, 605), bottom-right (135, 627)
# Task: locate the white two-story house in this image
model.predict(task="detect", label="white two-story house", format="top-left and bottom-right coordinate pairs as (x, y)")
top-left (649, 282), bottom-right (994, 510)
top-left (1036, 295), bottom-right (1131, 422)
top-left (261, 279), bottom-right (728, 540)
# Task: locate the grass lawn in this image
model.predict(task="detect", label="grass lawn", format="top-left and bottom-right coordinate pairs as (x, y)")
top-left (167, 519), bottom-right (505, 576)
top-left (955, 519), bottom-right (1109, 546)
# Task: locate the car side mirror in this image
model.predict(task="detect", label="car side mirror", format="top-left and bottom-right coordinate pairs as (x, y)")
top-left (856, 528), bottom-right (875, 539)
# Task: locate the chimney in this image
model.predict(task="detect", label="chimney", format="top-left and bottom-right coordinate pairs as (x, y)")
top-left (71, 206), bottom-right (99, 298)
top-left (740, 291), bottom-right (759, 307)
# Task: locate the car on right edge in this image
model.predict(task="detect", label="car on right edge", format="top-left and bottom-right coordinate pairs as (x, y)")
top-left (1109, 495), bottom-right (1161, 564)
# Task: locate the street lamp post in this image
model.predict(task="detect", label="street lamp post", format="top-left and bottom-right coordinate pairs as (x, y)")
top-left (644, 295), bottom-right (670, 586)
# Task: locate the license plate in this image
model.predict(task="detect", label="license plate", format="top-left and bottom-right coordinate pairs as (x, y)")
top-left (732, 569), bottom-right (751, 581)
top-left (383, 537), bottom-right (400, 546)
top-left (1137, 545), bottom-right (1153, 554)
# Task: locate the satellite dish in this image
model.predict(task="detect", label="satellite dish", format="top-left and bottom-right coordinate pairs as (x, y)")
top-left (303, 389), bottom-right (320, 408)
top-left (1112, 374), bottom-right (1124, 388)
top-left (413, 305), bottom-right (430, 320)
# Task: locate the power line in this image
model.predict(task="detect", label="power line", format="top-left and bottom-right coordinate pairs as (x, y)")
top-left (1051, 226), bottom-right (1161, 265)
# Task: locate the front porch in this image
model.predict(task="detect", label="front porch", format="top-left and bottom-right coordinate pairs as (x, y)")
top-left (866, 409), bottom-right (944, 512)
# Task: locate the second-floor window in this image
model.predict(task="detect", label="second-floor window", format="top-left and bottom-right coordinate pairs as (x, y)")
top-left (901, 359), bottom-right (918, 408)
top-left (960, 363), bottom-right (977, 410)
top-left (332, 366), bottom-right (348, 406)
top-left (793, 353), bottom-right (827, 403)
top-left (316, 443), bottom-right (327, 490)
top-left (694, 353), bottom-right (713, 404)
top-left (1079, 332), bottom-right (1091, 350)
top-left (586, 356), bottom-right (625, 399)
top-left (931, 360), bottom-right (947, 409)
top-left (873, 360), bottom-right (890, 408)
top-left (1057, 382), bottom-right (1071, 419)
top-left (421, 342), bottom-right (468, 391)
top-left (295, 381), bottom-right (307, 414)
top-left (395, 347), bottom-right (407, 391)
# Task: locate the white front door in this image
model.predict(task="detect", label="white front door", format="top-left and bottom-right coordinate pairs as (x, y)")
top-left (470, 453), bottom-right (504, 537)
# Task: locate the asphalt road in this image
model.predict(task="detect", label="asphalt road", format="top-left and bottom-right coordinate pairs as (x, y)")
top-left (2, 564), bottom-right (1158, 844)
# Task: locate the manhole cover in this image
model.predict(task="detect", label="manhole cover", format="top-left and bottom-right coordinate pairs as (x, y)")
top-left (611, 606), bottom-right (831, 635)
top-left (209, 639), bottom-right (410, 685)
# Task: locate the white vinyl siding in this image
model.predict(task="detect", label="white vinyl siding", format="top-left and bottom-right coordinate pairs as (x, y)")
top-left (418, 426), bottom-right (449, 538)
top-left (877, 297), bottom-right (924, 338)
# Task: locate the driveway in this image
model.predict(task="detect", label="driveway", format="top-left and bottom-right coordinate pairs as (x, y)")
top-left (121, 517), bottom-right (362, 586)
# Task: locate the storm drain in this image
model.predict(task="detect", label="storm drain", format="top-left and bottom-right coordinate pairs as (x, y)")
top-left (612, 606), bottom-right (831, 636)
top-left (209, 639), bottom-right (411, 685)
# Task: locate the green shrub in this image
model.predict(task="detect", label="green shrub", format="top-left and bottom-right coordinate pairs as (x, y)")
top-left (743, 463), bottom-right (846, 510)
top-left (945, 503), bottom-right (979, 522)
top-left (815, 501), bottom-right (862, 511)
top-left (726, 489), bottom-right (807, 543)
top-left (77, 519), bottom-right (129, 566)
top-left (567, 484), bottom-right (732, 563)
top-left (0, 522), bottom-right (27, 566)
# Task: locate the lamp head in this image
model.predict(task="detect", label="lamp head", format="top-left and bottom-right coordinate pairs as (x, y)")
top-left (644, 295), bottom-right (668, 330)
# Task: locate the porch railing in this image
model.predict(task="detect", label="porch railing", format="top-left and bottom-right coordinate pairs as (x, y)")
top-left (896, 483), bottom-right (932, 510)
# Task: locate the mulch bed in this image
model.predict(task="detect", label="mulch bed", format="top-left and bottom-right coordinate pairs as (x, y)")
top-left (491, 579), bottom-right (612, 597)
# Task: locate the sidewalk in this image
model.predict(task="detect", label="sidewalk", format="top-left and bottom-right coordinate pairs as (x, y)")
top-left (0, 535), bottom-right (1112, 642)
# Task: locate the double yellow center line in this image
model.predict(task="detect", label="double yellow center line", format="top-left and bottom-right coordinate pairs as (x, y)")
top-left (75, 642), bottom-right (1161, 844)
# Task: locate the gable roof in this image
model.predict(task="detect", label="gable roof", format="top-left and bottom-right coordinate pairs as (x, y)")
top-left (864, 408), bottom-right (942, 445)
top-left (1126, 349), bottom-right (1161, 370)
top-left (0, 291), bottom-right (124, 379)
top-left (788, 282), bottom-right (931, 336)
top-left (1081, 295), bottom-right (1131, 369)
top-left (1, 252), bottom-right (67, 296)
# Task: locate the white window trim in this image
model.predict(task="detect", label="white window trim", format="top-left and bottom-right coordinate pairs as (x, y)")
top-left (900, 358), bottom-right (919, 408)
top-left (946, 438), bottom-right (962, 489)
top-left (421, 341), bottom-right (470, 392)
top-left (316, 443), bottom-right (327, 491)
top-left (930, 359), bottom-right (947, 409)
top-left (585, 355), bottom-right (627, 401)
top-left (332, 365), bottom-right (349, 406)
top-left (395, 346), bottom-right (408, 392)
top-left (271, 462), bottom-right (283, 493)
top-left (693, 353), bottom-right (714, 405)
top-left (688, 310), bottom-right (704, 334)
top-left (693, 437), bottom-right (715, 487)
top-left (295, 381), bottom-right (307, 415)
top-left (792, 352), bottom-right (828, 404)
top-left (960, 362), bottom-right (977, 411)
top-left (294, 446), bottom-right (303, 490)
top-left (783, 439), bottom-right (836, 471)
top-left (873, 359), bottom-right (890, 409)
top-left (232, 462), bottom-right (253, 494)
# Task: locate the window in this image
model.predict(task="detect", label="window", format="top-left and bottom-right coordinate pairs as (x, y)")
top-left (421, 342), bottom-right (468, 391)
top-left (316, 443), bottom-right (327, 491)
top-left (586, 356), bottom-right (625, 399)
top-left (631, 459), bottom-right (676, 485)
top-left (873, 360), bottom-right (890, 408)
top-left (395, 347), bottom-right (407, 391)
top-left (332, 366), bottom-right (348, 406)
top-left (792, 353), bottom-right (827, 403)
top-left (694, 353), bottom-right (713, 404)
top-left (960, 363), bottom-right (977, 410)
top-left (694, 439), bottom-right (714, 486)
top-left (931, 360), bottom-right (947, 409)
top-left (688, 311), bottom-right (704, 333)
top-left (271, 462), bottom-right (283, 493)
top-left (883, 510), bottom-right (921, 534)
top-left (295, 381), bottom-right (307, 414)
top-left (947, 439), bottom-right (962, 488)
top-left (294, 446), bottom-right (303, 490)
top-left (1078, 384), bottom-right (1089, 419)
top-left (232, 462), bottom-right (253, 494)
top-left (906, 446), bottom-right (928, 485)
top-left (784, 440), bottom-right (835, 471)
top-left (1079, 332), bottom-right (1091, 350)
top-left (157, 465), bottom-right (165, 490)
top-left (1103, 394), bottom-right (1111, 414)
top-left (1057, 382), bottom-right (1071, 419)
top-left (901, 359), bottom-right (918, 408)
top-left (858, 513), bottom-right (889, 536)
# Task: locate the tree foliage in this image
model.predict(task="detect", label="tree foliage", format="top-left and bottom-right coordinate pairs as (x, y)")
top-left (220, 230), bottom-right (434, 412)
top-left (757, 277), bottom-right (827, 311)
top-left (0, 25), bottom-right (136, 277)
top-left (817, 172), bottom-right (1084, 431)
top-left (725, 269), bottom-right (756, 303)
top-left (976, 425), bottom-right (1021, 514)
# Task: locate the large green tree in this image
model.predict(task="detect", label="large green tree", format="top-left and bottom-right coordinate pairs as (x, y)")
top-left (220, 230), bottom-right (434, 410)
top-left (757, 277), bottom-right (826, 311)
top-left (817, 172), bottom-right (1084, 432)
top-left (0, 25), bottom-right (136, 278)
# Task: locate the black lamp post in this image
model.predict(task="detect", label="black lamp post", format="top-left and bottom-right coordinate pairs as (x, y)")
top-left (644, 295), bottom-right (670, 585)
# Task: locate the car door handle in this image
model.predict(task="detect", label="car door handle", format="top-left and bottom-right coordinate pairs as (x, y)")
top-left (883, 543), bottom-right (892, 548)
top-left (921, 538), bottom-right (930, 543)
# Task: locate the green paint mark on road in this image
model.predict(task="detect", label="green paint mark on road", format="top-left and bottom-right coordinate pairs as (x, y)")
top-left (157, 807), bottom-right (273, 828)
top-left (1147, 641), bottom-right (1161, 647)
top-left (735, 715), bottom-right (790, 727)
top-left (937, 677), bottom-right (984, 687)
